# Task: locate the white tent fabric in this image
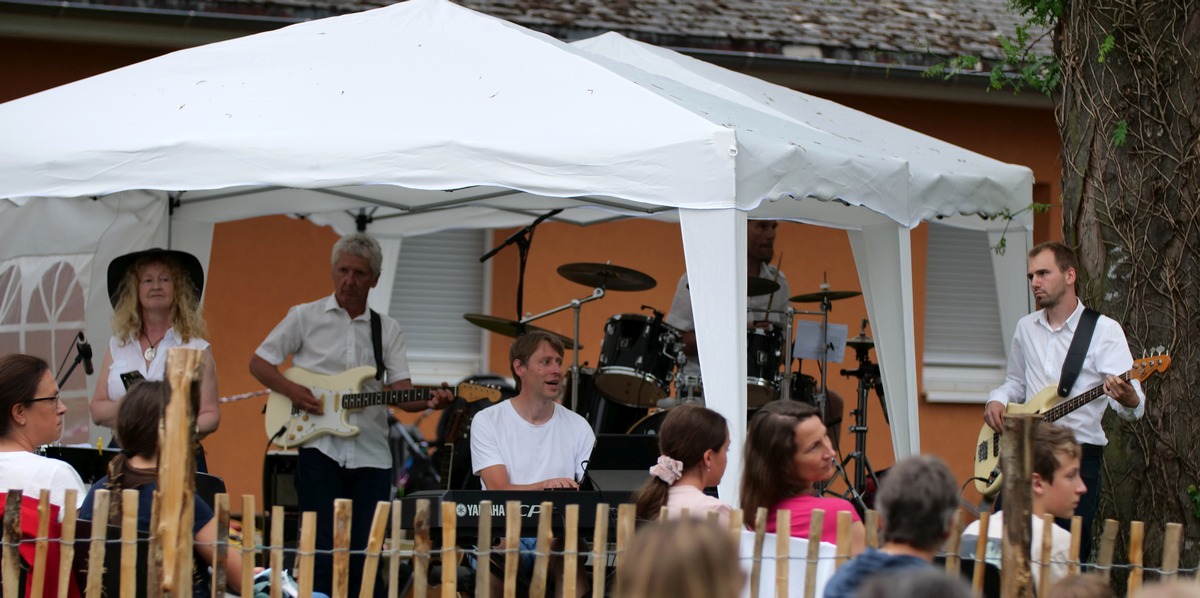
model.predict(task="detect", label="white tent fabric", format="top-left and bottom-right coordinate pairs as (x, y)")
top-left (0, 0), bottom-right (1034, 502)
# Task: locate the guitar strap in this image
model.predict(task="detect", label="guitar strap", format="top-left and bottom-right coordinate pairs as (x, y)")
top-left (370, 309), bottom-right (385, 381)
top-left (1058, 307), bottom-right (1100, 398)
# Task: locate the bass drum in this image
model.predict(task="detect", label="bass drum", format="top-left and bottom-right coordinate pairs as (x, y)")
top-left (626, 410), bottom-right (669, 435)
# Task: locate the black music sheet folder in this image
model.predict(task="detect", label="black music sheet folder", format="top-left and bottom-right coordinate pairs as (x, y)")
top-left (580, 433), bottom-right (658, 493)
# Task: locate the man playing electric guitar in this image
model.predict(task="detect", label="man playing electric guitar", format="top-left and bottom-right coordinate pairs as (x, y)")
top-left (983, 241), bottom-right (1144, 561)
top-left (249, 232), bottom-right (454, 598)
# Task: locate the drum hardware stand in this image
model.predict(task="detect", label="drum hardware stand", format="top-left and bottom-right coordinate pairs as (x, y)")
top-left (520, 287), bottom-right (606, 412)
top-left (832, 323), bottom-right (882, 514)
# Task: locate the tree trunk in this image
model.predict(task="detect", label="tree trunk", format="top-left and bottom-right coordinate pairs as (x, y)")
top-left (1056, 0), bottom-right (1200, 583)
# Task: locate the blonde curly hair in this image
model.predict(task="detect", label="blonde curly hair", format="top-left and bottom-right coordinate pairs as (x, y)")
top-left (111, 255), bottom-right (207, 345)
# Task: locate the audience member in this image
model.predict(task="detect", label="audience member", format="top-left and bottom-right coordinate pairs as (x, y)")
top-left (616, 518), bottom-right (743, 598)
top-left (857, 569), bottom-right (973, 598)
top-left (1046, 574), bottom-right (1115, 598)
top-left (632, 404), bottom-right (731, 523)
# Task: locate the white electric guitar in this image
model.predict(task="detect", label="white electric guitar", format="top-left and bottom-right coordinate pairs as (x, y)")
top-left (263, 366), bottom-right (502, 448)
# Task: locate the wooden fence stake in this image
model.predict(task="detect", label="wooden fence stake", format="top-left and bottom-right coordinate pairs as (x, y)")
top-left (332, 499), bottom-right (352, 598)
top-left (298, 511), bottom-right (316, 598)
top-left (413, 499), bottom-right (430, 598)
top-left (749, 508), bottom-right (767, 598)
top-left (835, 511), bottom-right (852, 570)
top-left (476, 500), bottom-right (492, 598)
top-left (1162, 522), bottom-right (1182, 582)
top-left (1128, 520), bottom-right (1144, 593)
top-left (591, 504), bottom-right (608, 598)
top-left (1000, 415), bottom-right (1035, 598)
top-left (240, 495), bottom-right (255, 598)
top-left (729, 509), bottom-right (745, 546)
top-left (1096, 519), bottom-right (1118, 582)
top-left (211, 494), bottom-right (229, 597)
top-left (84, 489), bottom-right (110, 598)
top-left (803, 509), bottom-right (821, 598)
top-left (160, 347), bottom-right (201, 597)
top-left (31, 490), bottom-right (51, 598)
top-left (944, 510), bottom-right (963, 574)
top-left (864, 510), bottom-right (879, 550)
top-left (437, 502), bottom-right (457, 598)
top-left (776, 509), bottom-right (793, 598)
top-left (387, 501), bottom-right (401, 598)
top-left (973, 511), bottom-right (991, 595)
top-left (529, 501), bottom-right (553, 598)
top-left (2, 492), bottom-right (19, 598)
top-left (1068, 515), bottom-right (1082, 576)
top-left (616, 504), bottom-right (635, 573)
top-left (120, 489), bottom-right (139, 598)
top-left (358, 502), bottom-right (390, 598)
top-left (269, 505), bottom-right (284, 598)
top-left (563, 504), bottom-right (579, 598)
top-left (56, 489), bottom-right (78, 598)
top-left (1038, 513), bottom-right (1053, 598)
top-left (503, 500), bottom-right (520, 598)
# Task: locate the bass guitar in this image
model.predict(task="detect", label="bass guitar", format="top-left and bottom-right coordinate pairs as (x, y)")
top-left (973, 352), bottom-right (1170, 497)
top-left (263, 366), bottom-right (502, 448)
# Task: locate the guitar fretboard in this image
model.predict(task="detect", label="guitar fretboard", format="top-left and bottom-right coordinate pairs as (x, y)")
top-left (342, 388), bottom-right (433, 409)
top-left (1042, 371), bottom-right (1132, 422)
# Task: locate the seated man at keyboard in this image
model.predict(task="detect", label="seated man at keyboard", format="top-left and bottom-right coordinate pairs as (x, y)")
top-left (470, 330), bottom-right (595, 595)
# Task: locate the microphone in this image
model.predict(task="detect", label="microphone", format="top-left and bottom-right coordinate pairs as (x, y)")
top-left (76, 333), bottom-right (94, 376)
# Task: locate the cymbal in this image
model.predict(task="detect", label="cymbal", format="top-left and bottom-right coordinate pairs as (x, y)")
top-left (789, 289), bottom-right (862, 303)
top-left (557, 262), bottom-right (656, 291)
top-left (747, 277), bottom-right (781, 297)
top-left (846, 334), bottom-right (875, 350)
top-left (463, 314), bottom-right (580, 350)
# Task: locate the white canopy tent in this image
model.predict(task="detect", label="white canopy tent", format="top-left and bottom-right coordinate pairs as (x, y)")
top-left (0, 0), bottom-right (1033, 504)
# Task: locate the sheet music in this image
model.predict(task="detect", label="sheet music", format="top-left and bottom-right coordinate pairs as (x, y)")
top-left (792, 320), bottom-right (849, 363)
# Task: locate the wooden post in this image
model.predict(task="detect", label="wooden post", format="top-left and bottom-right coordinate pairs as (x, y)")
top-left (503, 500), bottom-right (520, 598)
top-left (1162, 522), bottom-right (1182, 582)
top-left (729, 509), bottom-right (745, 545)
top-left (591, 504), bottom-right (608, 598)
top-left (1095, 519), bottom-right (1118, 582)
top-left (1038, 514), bottom-right (1053, 598)
top-left (1068, 516), bottom-right (1082, 575)
top-left (476, 501), bottom-right (492, 598)
top-left (211, 494), bottom-right (229, 597)
top-left (159, 347), bottom-right (202, 596)
top-left (31, 490), bottom-right (51, 598)
top-left (298, 512), bottom-right (316, 598)
top-left (863, 510), bottom-right (879, 549)
top-left (437, 502), bottom-right (457, 598)
top-left (2, 492), bottom-right (19, 598)
top-left (529, 501), bottom-right (553, 598)
top-left (776, 509), bottom-right (793, 598)
top-left (240, 495), bottom-right (255, 598)
top-left (615, 504), bottom-right (635, 573)
top-left (83, 490), bottom-right (111, 598)
top-left (360, 502), bottom-right (391, 598)
top-left (835, 511), bottom-right (852, 570)
top-left (413, 499), bottom-right (430, 598)
top-left (56, 489), bottom-right (78, 598)
top-left (999, 414), bottom-right (1035, 598)
top-left (1128, 520), bottom-right (1144, 593)
top-left (972, 511), bottom-right (991, 595)
top-left (387, 501), bottom-right (401, 598)
top-left (270, 505), bottom-right (284, 598)
top-left (944, 510), bottom-right (963, 574)
top-left (563, 505), bottom-right (579, 598)
top-left (120, 489), bottom-right (140, 598)
top-left (803, 510), bottom-right (822, 598)
top-left (147, 492), bottom-right (161, 597)
top-left (749, 508), bottom-right (767, 598)
top-left (332, 499), bottom-right (352, 598)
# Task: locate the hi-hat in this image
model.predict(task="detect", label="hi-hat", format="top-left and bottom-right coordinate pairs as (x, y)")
top-left (463, 314), bottom-right (580, 350)
top-left (846, 334), bottom-right (875, 350)
top-left (557, 262), bottom-right (657, 291)
top-left (789, 289), bottom-right (862, 303)
top-left (747, 277), bottom-right (781, 297)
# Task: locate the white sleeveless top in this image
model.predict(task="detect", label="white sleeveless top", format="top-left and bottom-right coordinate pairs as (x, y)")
top-left (105, 328), bottom-right (209, 401)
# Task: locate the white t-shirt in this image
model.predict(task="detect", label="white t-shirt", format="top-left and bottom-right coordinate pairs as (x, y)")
top-left (470, 400), bottom-right (595, 489)
top-left (106, 328), bottom-right (211, 403)
top-left (960, 510), bottom-right (1072, 590)
top-left (0, 452), bottom-right (87, 520)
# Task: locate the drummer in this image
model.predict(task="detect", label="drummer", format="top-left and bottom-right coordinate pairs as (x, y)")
top-left (665, 220), bottom-right (844, 443)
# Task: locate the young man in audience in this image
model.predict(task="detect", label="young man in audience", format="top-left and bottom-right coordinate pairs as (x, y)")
top-left (823, 455), bottom-right (959, 598)
top-left (961, 422), bottom-right (1086, 590)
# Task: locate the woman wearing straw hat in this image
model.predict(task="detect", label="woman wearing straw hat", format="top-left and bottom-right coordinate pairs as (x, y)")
top-left (90, 248), bottom-right (219, 470)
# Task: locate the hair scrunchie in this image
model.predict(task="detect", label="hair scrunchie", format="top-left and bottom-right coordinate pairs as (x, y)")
top-left (649, 455), bottom-right (684, 484)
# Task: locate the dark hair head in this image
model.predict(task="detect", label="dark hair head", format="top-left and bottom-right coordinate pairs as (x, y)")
top-left (114, 380), bottom-right (169, 459)
top-left (508, 331), bottom-right (566, 392)
top-left (740, 400), bottom-right (822, 528)
top-left (858, 568), bottom-right (973, 598)
top-left (877, 455), bottom-right (959, 551)
top-left (616, 518), bottom-right (743, 598)
top-left (633, 405), bottom-right (729, 520)
top-left (1029, 241), bottom-right (1080, 276)
top-left (1033, 422), bottom-right (1081, 482)
top-left (0, 354), bottom-right (51, 437)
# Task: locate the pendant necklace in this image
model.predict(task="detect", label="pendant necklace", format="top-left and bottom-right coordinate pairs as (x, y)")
top-left (143, 330), bottom-right (166, 362)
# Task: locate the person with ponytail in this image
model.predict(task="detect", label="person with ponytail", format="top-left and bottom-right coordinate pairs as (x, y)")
top-left (632, 405), bottom-right (732, 522)
top-left (79, 381), bottom-right (250, 595)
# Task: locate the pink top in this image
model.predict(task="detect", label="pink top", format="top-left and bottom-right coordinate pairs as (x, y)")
top-left (665, 485), bottom-right (732, 524)
top-left (765, 494), bottom-right (860, 543)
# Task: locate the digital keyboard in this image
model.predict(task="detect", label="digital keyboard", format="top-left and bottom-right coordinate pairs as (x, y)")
top-left (399, 489), bottom-right (633, 536)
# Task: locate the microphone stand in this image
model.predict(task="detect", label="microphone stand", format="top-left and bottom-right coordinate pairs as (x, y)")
top-left (57, 332), bottom-right (87, 389)
top-left (479, 209), bottom-right (563, 320)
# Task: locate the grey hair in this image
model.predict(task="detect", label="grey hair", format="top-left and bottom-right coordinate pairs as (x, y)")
top-left (332, 233), bottom-right (383, 278)
top-left (877, 455), bottom-right (960, 551)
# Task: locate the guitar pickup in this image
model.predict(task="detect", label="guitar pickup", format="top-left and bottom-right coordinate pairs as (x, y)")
top-left (977, 441), bottom-right (987, 462)
top-left (992, 432), bottom-right (1000, 458)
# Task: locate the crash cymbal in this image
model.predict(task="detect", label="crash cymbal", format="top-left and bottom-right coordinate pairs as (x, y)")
top-left (789, 289), bottom-right (862, 303)
top-left (463, 314), bottom-right (580, 350)
top-left (557, 262), bottom-right (657, 291)
top-left (747, 277), bottom-right (781, 297)
top-left (846, 334), bottom-right (875, 350)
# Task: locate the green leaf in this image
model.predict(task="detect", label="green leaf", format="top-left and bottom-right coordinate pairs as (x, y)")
top-left (1112, 119), bottom-right (1129, 147)
top-left (1098, 34), bottom-right (1115, 63)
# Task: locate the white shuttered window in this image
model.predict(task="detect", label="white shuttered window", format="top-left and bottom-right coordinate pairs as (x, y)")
top-left (923, 224), bottom-right (1007, 402)
top-left (389, 230), bottom-right (488, 385)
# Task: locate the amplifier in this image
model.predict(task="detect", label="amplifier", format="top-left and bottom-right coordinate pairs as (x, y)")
top-left (263, 450), bottom-right (299, 511)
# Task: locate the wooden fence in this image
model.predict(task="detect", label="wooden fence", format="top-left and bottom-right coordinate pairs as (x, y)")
top-left (2, 486), bottom-right (1198, 598)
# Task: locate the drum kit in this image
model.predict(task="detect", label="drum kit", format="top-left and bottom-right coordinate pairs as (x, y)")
top-left (462, 261), bottom-right (872, 441)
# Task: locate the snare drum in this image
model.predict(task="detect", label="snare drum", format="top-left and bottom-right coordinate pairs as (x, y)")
top-left (746, 324), bottom-right (784, 407)
top-left (595, 314), bottom-right (683, 408)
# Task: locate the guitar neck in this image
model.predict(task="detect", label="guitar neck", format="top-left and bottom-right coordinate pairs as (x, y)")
top-left (342, 387), bottom-right (433, 409)
top-left (1042, 370), bottom-right (1131, 422)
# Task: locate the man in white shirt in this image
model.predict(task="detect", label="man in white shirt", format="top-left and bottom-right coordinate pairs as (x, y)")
top-left (983, 241), bottom-right (1144, 560)
top-left (249, 232), bottom-right (453, 597)
top-left (961, 422), bottom-right (1087, 590)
